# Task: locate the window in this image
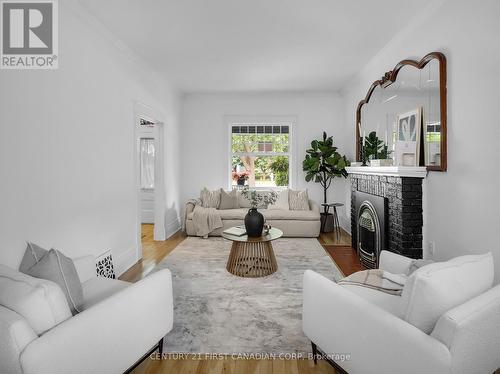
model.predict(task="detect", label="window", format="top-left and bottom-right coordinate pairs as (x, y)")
top-left (230, 124), bottom-right (291, 188)
top-left (140, 138), bottom-right (155, 189)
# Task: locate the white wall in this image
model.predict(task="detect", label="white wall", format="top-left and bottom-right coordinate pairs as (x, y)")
top-left (180, 92), bottom-right (351, 227)
top-left (341, 0), bottom-right (500, 282)
top-left (0, 1), bottom-right (181, 275)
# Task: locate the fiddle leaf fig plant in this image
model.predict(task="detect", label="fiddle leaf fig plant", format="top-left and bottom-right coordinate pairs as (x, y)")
top-left (303, 132), bottom-right (349, 205)
top-left (364, 131), bottom-right (391, 160)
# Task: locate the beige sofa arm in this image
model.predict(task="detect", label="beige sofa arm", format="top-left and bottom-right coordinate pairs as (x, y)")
top-left (309, 199), bottom-right (320, 214)
top-left (183, 199), bottom-right (198, 230)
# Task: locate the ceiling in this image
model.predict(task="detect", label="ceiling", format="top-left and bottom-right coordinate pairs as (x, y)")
top-left (79, 0), bottom-right (434, 93)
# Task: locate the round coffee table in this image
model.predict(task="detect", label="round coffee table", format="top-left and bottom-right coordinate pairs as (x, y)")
top-left (222, 227), bottom-right (283, 278)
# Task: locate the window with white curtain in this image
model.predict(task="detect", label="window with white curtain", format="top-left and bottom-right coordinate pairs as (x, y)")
top-left (140, 138), bottom-right (155, 189)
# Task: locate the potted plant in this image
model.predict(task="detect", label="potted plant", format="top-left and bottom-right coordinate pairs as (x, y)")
top-left (303, 132), bottom-right (349, 231)
top-left (363, 131), bottom-right (392, 165)
top-left (232, 170), bottom-right (249, 186)
top-left (240, 186), bottom-right (278, 237)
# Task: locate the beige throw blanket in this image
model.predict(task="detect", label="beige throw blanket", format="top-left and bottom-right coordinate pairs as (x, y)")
top-left (191, 204), bottom-right (223, 238)
top-left (337, 269), bottom-right (405, 296)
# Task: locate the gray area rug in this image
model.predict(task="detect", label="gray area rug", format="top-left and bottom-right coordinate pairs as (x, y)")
top-left (155, 237), bottom-right (342, 354)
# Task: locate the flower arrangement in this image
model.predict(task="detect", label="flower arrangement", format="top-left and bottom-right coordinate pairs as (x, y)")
top-left (232, 171), bottom-right (249, 182)
top-left (241, 186), bottom-right (278, 209)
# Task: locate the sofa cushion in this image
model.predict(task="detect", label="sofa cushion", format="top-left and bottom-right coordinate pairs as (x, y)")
top-left (263, 209), bottom-right (318, 221)
top-left (289, 189), bottom-right (309, 210)
top-left (219, 189), bottom-right (239, 209)
top-left (267, 189), bottom-right (289, 210)
top-left (81, 277), bottom-right (130, 310)
top-left (399, 252), bottom-right (494, 334)
top-left (25, 249), bottom-right (84, 315)
top-left (0, 264), bottom-right (72, 335)
top-left (238, 190), bottom-right (269, 208)
top-left (18, 242), bottom-right (48, 273)
top-left (188, 208), bottom-right (319, 221)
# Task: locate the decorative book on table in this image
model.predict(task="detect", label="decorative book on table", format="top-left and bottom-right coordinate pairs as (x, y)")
top-left (223, 226), bottom-right (247, 236)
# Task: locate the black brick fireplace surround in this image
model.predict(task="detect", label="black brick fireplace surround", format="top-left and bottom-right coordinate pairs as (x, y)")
top-left (350, 174), bottom-right (423, 259)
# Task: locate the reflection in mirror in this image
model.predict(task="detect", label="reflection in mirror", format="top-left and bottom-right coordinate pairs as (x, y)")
top-left (356, 52), bottom-right (446, 171)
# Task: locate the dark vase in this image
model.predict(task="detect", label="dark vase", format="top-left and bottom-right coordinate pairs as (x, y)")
top-left (245, 208), bottom-right (264, 237)
top-left (237, 177), bottom-right (246, 186)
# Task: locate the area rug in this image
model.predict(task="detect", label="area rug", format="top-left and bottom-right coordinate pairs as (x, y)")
top-left (154, 237), bottom-right (343, 354)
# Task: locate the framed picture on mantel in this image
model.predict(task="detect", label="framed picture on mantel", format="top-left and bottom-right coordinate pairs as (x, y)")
top-left (395, 107), bottom-right (422, 166)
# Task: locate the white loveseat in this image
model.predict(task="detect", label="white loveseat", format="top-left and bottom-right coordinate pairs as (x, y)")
top-left (303, 251), bottom-right (500, 374)
top-left (0, 256), bottom-right (173, 374)
top-left (185, 199), bottom-right (321, 237)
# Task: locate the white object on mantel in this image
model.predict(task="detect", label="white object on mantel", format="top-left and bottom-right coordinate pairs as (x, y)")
top-left (346, 166), bottom-right (428, 178)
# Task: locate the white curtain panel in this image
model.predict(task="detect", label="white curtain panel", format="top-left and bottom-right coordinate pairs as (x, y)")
top-left (140, 138), bottom-right (155, 189)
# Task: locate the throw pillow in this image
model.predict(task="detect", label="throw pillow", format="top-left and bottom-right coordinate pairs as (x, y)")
top-left (267, 189), bottom-right (289, 210)
top-left (289, 189), bottom-right (309, 210)
top-left (200, 187), bottom-right (221, 208)
top-left (219, 189), bottom-right (239, 209)
top-left (0, 264), bottom-right (72, 335)
top-left (19, 242), bottom-right (48, 273)
top-left (398, 252), bottom-right (494, 334)
top-left (25, 249), bottom-right (84, 315)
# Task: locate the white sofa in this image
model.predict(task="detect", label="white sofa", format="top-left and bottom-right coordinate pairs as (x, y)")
top-left (185, 199), bottom-right (321, 237)
top-left (0, 256), bottom-right (173, 374)
top-left (303, 251), bottom-right (500, 374)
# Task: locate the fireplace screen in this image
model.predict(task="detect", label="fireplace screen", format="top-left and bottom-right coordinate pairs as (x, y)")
top-left (357, 202), bottom-right (381, 268)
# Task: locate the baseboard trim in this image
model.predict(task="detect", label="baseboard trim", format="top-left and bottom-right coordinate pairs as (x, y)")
top-left (166, 216), bottom-right (181, 239)
top-left (114, 246), bottom-right (138, 277)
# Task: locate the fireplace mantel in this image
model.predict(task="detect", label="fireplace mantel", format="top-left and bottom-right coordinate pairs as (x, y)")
top-left (346, 166), bottom-right (427, 178)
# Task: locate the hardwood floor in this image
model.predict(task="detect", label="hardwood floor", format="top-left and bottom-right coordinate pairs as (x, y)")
top-left (120, 224), bottom-right (186, 283)
top-left (121, 224), bottom-right (352, 374)
top-left (132, 355), bottom-right (338, 374)
top-left (318, 229), bottom-right (364, 277)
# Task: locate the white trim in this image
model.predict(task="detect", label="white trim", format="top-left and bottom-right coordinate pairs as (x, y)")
top-left (346, 166), bottom-right (428, 178)
top-left (224, 115), bottom-right (297, 190)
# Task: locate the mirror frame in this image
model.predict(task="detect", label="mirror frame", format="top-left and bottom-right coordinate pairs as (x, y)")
top-left (355, 52), bottom-right (447, 171)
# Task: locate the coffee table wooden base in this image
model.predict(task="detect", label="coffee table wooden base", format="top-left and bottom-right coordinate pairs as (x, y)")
top-left (226, 241), bottom-right (278, 278)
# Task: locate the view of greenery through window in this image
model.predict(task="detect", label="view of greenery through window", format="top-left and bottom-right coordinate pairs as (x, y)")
top-left (231, 133), bottom-right (290, 187)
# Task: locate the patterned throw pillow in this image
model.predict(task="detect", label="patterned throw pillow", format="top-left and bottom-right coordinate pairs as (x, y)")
top-left (288, 189), bottom-right (310, 210)
top-left (200, 187), bottom-right (221, 208)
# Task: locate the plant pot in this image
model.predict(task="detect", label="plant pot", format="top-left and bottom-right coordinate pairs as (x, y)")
top-left (237, 178), bottom-right (246, 186)
top-left (244, 208), bottom-right (264, 237)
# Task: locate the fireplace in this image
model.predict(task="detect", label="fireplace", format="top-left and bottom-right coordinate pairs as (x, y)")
top-left (355, 191), bottom-right (387, 268)
top-left (348, 169), bottom-right (425, 264)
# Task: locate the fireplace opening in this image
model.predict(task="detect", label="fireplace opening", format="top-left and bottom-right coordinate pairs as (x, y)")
top-left (357, 203), bottom-right (380, 268)
top-left (354, 191), bottom-right (387, 269)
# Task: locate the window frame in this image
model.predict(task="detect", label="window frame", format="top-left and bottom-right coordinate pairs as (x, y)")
top-left (226, 117), bottom-right (296, 191)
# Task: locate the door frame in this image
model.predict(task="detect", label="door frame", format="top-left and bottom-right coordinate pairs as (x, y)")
top-left (133, 101), bottom-right (167, 261)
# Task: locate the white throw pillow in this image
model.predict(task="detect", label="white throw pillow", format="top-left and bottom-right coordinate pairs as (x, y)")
top-left (200, 187), bottom-right (221, 208)
top-left (398, 252), bottom-right (494, 334)
top-left (0, 264), bottom-right (72, 335)
top-left (267, 189), bottom-right (289, 210)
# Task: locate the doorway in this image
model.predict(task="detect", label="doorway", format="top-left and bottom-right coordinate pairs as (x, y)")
top-left (134, 102), bottom-right (167, 263)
